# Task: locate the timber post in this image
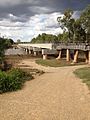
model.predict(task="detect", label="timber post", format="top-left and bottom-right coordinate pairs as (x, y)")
top-left (43, 54), bottom-right (48, 60)
top-left (56, 50), bottom-right (62, 60)
top-left (73, 50), bottom-right (79, 63)
top-left (85, 51), bottom-right (88, 63)
top-left (89, 51), bottom-right (90, 64)
top-left (66, 49), bottom-right (70, 62)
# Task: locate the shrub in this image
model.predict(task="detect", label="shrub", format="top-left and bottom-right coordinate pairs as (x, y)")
top-left (0, 71), bottom-right (8, 93)
top-left (0, 68), bottom-right (33, 93)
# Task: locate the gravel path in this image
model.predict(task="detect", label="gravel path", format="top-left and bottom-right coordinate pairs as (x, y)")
top-left (0, 59), bottom-right (90, 120)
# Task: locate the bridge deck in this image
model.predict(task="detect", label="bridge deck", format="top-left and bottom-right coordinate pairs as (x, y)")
top-left (18, 43), bottom-right (90, 51)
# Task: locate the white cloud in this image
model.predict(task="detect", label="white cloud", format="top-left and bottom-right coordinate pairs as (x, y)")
top-left (0, 12), bottom-right (63, 42)
top-left (25, 12), bottom-right (63, 39)
top-left (8, 13), bottom-right (18, 20)
top-left (0, 18), bottom-right (25, 27)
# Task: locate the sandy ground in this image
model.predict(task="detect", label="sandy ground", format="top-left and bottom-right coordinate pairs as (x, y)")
top-left (0, 59), bottom-right (90, 120)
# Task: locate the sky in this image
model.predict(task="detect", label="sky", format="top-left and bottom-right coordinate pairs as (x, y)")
top-left (0, 0), bottom-right (90, 42)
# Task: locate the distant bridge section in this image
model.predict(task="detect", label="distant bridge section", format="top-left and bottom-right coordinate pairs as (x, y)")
top-left (18, 43), bottom-right (55, 50)
top-left (18, 43), bottom-right (90, 51)
top-left (17, 42), bottom-right (90, 64)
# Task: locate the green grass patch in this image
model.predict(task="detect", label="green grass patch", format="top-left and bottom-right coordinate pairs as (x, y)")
top-left (74, 67), bottom-right (90, 89)
top-left (36, 59), bottom-right (85, 67)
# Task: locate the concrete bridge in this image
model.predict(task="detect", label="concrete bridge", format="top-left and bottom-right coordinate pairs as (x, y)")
top-left (18, 43), bottom-right (90, 64)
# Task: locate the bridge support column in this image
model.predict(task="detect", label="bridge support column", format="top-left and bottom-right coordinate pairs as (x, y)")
top-left (56, 50), bottom-right (62, 60)
top-left (43, 54), bottom-right (47, 60)
top-left (25, 48), bottom-right (28, 55)
top-left (66, 49), bottom-right (70, 62)
top-left (89, 51), bottom-right (90, 64)
top-left (85, 51), bottom-right (88, 63)
top-left (73, 50), bottom-right (79, 63)
top-left (34, 51), bottom-right (37, 56)
top-left (29, 49), bottom-right (32, 54)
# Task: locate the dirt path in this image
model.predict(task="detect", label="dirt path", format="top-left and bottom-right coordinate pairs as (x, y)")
top-left (0, 59), bottom-right (90, 120)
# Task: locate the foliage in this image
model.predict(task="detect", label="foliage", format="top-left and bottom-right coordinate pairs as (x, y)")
top-left (57, 9), bottom-right (75, 41)
top-left (31, 33), bottom-right (58, 43)
top-left (73, 19), bottom-right (86, 42)
top-left (57, 5), bottom-right (90, 42)
top-left (0, 68), bottom-right (33, 93)
top-left (74, 67), bottom-right (90, 89)
top-left (80, 5), bottom-right (90, 42)
top-left (0, 37), bottom-right (14, 65)
top-left (31, 5), bottom-right (90, 43)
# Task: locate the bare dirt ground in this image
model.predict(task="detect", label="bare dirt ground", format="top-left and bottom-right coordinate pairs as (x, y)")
top-left (0, 59), bottom-right (90, 120)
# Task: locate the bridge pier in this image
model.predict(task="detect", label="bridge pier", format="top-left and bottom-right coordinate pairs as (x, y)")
top-left (28, 49), bottom-right (32, 54)
top-left (34, 51), bottom-right (37, 56)
top-left (73, 50), bottom-right (79, 63)
top-left (43, 54), bottom-right (48, 60)
top-left (66, 49), bottom-right (70, 62)
top-left (56, 50), bottom-right (62, 60)
top-left (42, 49), bottom-right (48, 60)
top-left (89, 51), bottom-right (90, 64)
top-left (25, 48), bottom-right (28, 55)
top-left (85, 51), bottom-right (88, 63)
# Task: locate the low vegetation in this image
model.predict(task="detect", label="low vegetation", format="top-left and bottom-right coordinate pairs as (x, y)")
top-left (74, 67), bottom-right (90, 89)
top-left (36, 59), bottom-right (85, 67)
top-left (0, 68), bottom-right (33, 93)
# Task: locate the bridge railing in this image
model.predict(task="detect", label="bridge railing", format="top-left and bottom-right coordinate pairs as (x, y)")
top-left (56, 42), bottom-right (90, 51)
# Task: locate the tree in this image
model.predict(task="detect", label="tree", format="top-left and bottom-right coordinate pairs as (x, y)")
top-left (80, 5), bottom-right (90, 42)
top-left (73, 20), bottom-right (86, 42)
top-left (57, 9), bottom-right (75, 42)
top-left (57, 8), bottom-right (88, 42)
top-left (0, 38), bottom-right (5, 62)
top-left (0, 37), bottom-right (14, 64)
top-left (30, 33), bottom-right (58, 43)
top-left (17, 39), bottom-right (21, 44)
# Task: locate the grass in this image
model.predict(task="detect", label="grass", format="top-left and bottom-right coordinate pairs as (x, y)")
top-left (36, 58), bottom-right (85, 67)
top-left (74, 67), bottom-right (90, 89)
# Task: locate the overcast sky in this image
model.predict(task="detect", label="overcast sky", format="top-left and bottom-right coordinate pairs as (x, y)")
top-left (0, 0), bottom-right (90, 42)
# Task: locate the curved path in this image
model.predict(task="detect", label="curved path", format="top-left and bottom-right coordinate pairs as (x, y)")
top-left (0, 59), bottom-right (90, 120)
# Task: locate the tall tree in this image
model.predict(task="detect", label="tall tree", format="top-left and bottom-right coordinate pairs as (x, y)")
top-left (80, 5), bottom-right (90, 42)
top-left (73, 19), bottom-right (86, 42)
top-left (57, 9), bottom-right (75, 42)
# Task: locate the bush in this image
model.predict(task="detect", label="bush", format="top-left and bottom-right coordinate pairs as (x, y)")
top-left (0, 60), bottom-right (12, 71)
top-left (0, 68), bottom-right (33, 93)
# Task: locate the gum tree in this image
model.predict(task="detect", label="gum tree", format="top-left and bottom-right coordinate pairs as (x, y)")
top-left (57, 9), bottom-right (75, 42)
top-left (80, 5), bottom-right (90, 42)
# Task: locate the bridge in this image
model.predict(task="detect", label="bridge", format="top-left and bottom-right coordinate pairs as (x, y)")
top-left (18, 43), bottom-right (90, 64)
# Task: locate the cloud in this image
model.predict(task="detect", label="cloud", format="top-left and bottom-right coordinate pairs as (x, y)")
top-left (0, 0), bottom-right (38, 7)
top-left (0, 12), bottom-right (63, 41)
top-left (0, 0), bottom-right (21, 7)
top-left (24, 12), bottom-right (63, 40)
top-left (28, 6), bottom-right (54, 14)
top-left (0, 0), bottom-right (89, 41)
